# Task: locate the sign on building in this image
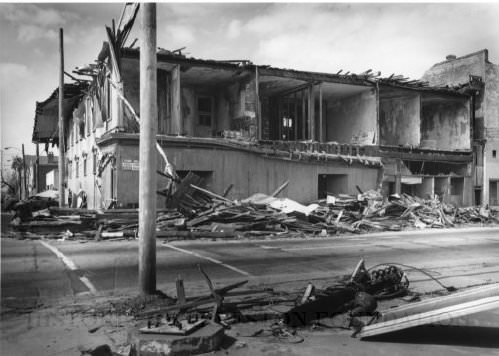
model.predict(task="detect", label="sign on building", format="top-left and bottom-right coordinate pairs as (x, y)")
top-left (122, 159), bottom-right (139, 171)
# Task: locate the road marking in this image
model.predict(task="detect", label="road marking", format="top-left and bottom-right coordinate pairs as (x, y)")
top-left (79, 276), bottom-right (98, 294)
top-left (283, 243), bottom-right (370, 251)
top-left (39, 240), bottom-right (97, 294)
top-left (258, 245), bottom-right (280, 250)
top-left (163, 243), bottom-right (252, 277)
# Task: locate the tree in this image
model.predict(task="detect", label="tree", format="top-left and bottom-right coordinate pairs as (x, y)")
top-left (10, 156), bottom-right (24, 199)
top-left (1, 170), bottom-right (16, 193)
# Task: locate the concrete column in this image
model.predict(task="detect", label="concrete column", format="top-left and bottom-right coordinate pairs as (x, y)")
top-left (139, 3), bottom-right (157, 295)
top-left (116, 81), bottom-right (124, 131)
top-left (255, 67), bottom-right (261, 141)
top-left (483, 144), bottom-right (488, 206)
top-left (394, 175), bottom-right (401, 194)
top-left (301, 90), bottom-right (306, 139)
top-left (318, 84), bottom-right (323, 142)
top-left (171, 64), bottom-right (182, 135)
top-left (308, 85), bottom-right (315, 141)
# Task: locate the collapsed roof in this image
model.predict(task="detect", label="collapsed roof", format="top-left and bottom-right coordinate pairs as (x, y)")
top-left (32, 83), bottom-right (87, 145)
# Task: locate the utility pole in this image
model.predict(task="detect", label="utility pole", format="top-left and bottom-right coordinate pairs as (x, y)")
top-left (138, 3), bottom-right (157, 295)
top-left (58, 28), bottom-right (66, 207)
top-left (21, 144), bottom-right (27, 199)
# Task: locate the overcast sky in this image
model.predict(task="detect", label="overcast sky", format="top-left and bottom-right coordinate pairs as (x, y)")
top-left (1, 2), bottom-right (499, 156)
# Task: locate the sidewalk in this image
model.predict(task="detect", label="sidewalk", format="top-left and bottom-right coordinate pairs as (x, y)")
top-left (2, 286), bottom-right (499, 356)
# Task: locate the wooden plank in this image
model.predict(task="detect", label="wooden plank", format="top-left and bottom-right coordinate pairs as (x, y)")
top-left (271, 180), bottom-right (289, 197)
top-left (190, 184), bottom-right (234, 204)
top-left (359, 296), bottom-right (499, 339)
top-left (222, 183), bottom-right (234, 197)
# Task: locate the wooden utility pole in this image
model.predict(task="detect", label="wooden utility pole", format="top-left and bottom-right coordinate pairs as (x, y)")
top-left (138, 3), bottom-right (157, 295)
top-left (21, 144), bottom-right (27, 199)
top-left (58, 28), bottom-right (66, 207)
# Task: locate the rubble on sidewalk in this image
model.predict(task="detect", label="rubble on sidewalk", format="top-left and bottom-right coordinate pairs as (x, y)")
top-left (9, 257), bottom-right (495, 355)
top-left (6, 173), bottom-right (499, 241)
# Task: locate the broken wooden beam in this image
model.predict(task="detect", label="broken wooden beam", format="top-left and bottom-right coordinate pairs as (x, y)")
top-left (190, 184), bottom-right (234, 204)
top-left (271, 180), bottom-right (289, 197)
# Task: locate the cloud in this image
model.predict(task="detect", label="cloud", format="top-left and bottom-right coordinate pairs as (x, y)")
top-left (18, 25), bottom-right (58, 42)
top-left (242, 3), bottom-right (499, 78)
top-left (1, 4), bottom-right (69, 26)
top-left (160, 24), bottom-right (195, 48)
top-left (227, 19), bottom-right (241, 39)
top-left (0, 63), bottom-right (30, 84)
top-left (1, 4), bottom-right (78, 43)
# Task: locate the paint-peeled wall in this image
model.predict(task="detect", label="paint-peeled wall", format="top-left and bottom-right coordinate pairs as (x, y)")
top-left (379, 94), bottom-right (420, 146)
top-left (111, 138), bottom-right (380, 206)
top-left (226, 78), bottom-right (258, 139)
top-left (485, 62), bottom-right (499, 135)
top-left (484, 61), bottom-right (499, 184)
top-left (421, 51), bottom-right (487, 87)
top-left (115, 144), bottom-right (168, 208)
top-left (420, 99), bottom-right (470, 150)
top-left (167, 145), bottom-right (379, 203)
top-left (326, 90), bottom-right (377, 145)
top-left (65, 104), bottom-right (115, 209)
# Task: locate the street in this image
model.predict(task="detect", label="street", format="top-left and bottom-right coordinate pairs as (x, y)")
top-left (2, 227), bottom-right (499, 303)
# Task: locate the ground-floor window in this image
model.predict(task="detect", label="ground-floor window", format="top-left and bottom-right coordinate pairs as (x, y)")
top-left (318, 174), bottom-right (348, 199)
top-left (490, 180), bottom-right (499, 206)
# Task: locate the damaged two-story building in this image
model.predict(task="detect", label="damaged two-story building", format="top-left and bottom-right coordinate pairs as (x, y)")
top-left (422, 50), bottom-right (499, 206)
top-left (32, 32), bottom-right (477, 209)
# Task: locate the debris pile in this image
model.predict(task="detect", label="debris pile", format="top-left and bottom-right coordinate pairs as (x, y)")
top-left (7, 174), bottom-right (499, 240)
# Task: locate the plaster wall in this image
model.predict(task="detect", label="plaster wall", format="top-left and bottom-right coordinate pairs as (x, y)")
top-left (414, 177), bottom-right (434, 199)
top-left (65, 98), bottom-right (117, 209)
top-left (421, 51), bottom-right (499, 204)
top-left (326, 90), bottom-right (377, 145)
top-left (485, 139), bottom-right (499, 180)
top-left (121, 58), bottom-right (170, 134)
top-left (121, 57), bottom-right (256, 139)
top-left (484, 62), bottom-right (499, 131)
top-left (379, 94), bottom-right (420, 146)
top-left (420, 100), bottom-right (470, 150)
top-left (112, 141), bottom-right (380, 206)
top-left (421, 51), bottom-right (487, 88)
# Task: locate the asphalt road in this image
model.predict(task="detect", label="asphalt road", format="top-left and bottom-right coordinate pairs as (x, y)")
top-left (2, 227), bottom-right (499, 302)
